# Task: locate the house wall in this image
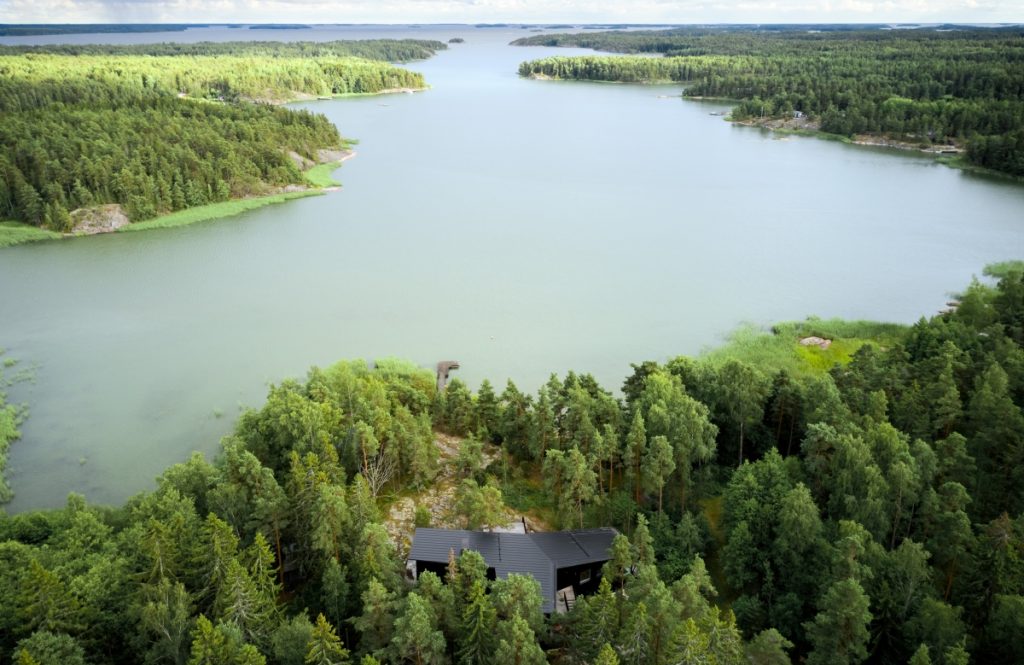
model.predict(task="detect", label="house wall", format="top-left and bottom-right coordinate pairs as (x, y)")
top-left (555, 561), bottom-right (606, 597)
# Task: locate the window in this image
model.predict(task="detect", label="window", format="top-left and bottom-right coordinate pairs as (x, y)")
top-left (580, 568), bottom-right (591, 585)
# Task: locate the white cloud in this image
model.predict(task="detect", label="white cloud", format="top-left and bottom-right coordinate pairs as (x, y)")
top-left (0, 0), bottom-right (1019, 25)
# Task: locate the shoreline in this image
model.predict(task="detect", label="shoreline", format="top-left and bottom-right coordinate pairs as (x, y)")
top-left (281, 85), bottom-right (428, 104)
top-left (123, 154), bottom-right (352, 234)
top-left (0, 154), bottom-right (355, 248)
top-left (722, 114), bottom-right (1013, 174)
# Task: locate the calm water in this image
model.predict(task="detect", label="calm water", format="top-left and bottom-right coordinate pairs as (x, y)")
top-left (2, 26), bottom-right (1023, 511)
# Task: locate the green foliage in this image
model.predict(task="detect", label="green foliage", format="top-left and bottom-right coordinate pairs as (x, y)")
top-left (413, 505), bottom-right (432, 529)
top-left (271, 613), bottom-right (315, 665)
top-left (306, 613), bottom-right (350, 665)
top-left (389, 593), bottom-right (446, 665)
top-left (13, 631), bottom-right (86, 665)
top-left (700, 318), bottom-right (905, 377)
top-left (2, 271), bottom-right (1024, 665)
top-left (0, 353), bottom-right (24, 503)
top-left (0, 43), bottom-right (434, 230)
top-left (982, 260), bottom-right (1024, 280)
top-left (302, 163), bottom-right (344, 189)
top-left (804, 578), bottom-right (872, 665)
top-left (455, 478), bottom-right (507, 531)
top-left (0, 39), bottom-right (445, 63)
top-left (516, 27), bottom-right (1024, 176)
top-left (123, 192), bottom-right (323, 233)
top-left (0, 221), bottom-right (61, 248)
top-left (457, 581), bottom-right (496, 665)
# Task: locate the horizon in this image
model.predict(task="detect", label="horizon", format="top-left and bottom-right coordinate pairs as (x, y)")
top-left (1, 20), bottom-right (1022, 25)
top-left (2, 0), bottom-right (1021, 29)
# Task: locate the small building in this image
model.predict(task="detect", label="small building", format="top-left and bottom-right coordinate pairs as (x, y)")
top-left (408, 527), bottom-right (619, 614)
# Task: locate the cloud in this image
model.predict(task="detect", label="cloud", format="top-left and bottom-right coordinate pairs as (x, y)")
top-left (0, 0), bottom-right (1018, 25)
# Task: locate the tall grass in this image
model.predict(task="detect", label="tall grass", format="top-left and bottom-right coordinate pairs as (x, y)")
top-left (701, 317), bottom-right (907, 377)
top-left (0, 349), bottom-right (22, 504)
top-left (0, 221), bottom-right (61, 248)
top-left (122, 191), bottom-right (322, 232)
top-left (303, 161), bottom-right (344, 188)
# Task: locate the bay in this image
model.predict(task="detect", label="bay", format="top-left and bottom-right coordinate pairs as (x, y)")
top-left (1, 25), bottom-right (1022, 511)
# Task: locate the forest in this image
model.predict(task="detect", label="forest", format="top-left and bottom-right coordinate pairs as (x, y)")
top-left (1, 268), bottom-right (1023, 664)
top-left (0, 40), bottom-right (447, 63)
top-left (0, 41), bottom-right (441, 230)
top-left (514, 27), bottom-right (1024, 177)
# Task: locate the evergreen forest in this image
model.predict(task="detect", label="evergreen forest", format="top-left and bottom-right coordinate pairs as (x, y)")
top-left (2, 269), bottom-right (1024, 664)
top-left (514, 27), bottom-right (1024, 177)
top-left (0, 41), bottom-right (443, 229)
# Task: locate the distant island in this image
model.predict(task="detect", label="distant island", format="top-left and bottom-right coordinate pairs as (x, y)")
top-left (0, 40), bottom-right (445, 247)
top-left (0, 23), bottom-right (205, 36)
top-left (515, 26), bottom-right (1024, 179)
top-left (249, 24), bottom-right (313, 30)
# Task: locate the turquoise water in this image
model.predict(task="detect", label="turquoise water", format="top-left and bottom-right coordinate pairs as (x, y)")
top-left (1, 25), bottom-right (1022, 510)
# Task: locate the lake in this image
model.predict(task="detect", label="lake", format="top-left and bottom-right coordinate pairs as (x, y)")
top-left (1, 25), bottom-right (1022, 511)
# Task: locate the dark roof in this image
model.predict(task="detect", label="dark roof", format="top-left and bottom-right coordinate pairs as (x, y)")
top-left (409, 527), bottom-right (618, 612)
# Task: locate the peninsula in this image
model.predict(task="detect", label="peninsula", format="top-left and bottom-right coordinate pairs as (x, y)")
top-left (515, 26), bottom-right (1024, 179)
top-left (0, 40), bottom-right (445, 247)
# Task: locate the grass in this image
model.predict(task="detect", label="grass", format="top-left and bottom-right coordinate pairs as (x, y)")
top-left (499, 469), bottom-right (558, 528)
top-left (701, 317), bottom-right (907, 378)
top-left (3, 157), bottom-right (349, 246)
top-left (0, 349), bottom-right (23, 504)
top-left (0, 221), bottom-right (61, 248)
top-left (303, 161), bottom-right (344, 188)
top-left (121, 190), bottom-right (323, 232)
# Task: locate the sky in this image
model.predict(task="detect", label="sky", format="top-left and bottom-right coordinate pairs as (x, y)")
top-left (0, 0), bottom-right (1019, 26)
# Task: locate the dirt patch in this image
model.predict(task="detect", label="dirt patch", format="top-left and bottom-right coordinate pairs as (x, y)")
top-left (70, 204), bottom-right (131, 235)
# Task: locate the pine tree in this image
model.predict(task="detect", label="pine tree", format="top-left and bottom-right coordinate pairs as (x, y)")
top-left (593, 643), bottom-right (619, 665)
top-left (306, 614), bottom-right (350, 665)
top-left (616, 602), bottom-right (651, 665)
top-left (390, 593), bottom-right (446, 665)
top-left (633, 515), bottom-right (654, 567)
top-left (909, 644), bottom-right (932, 665)
top-left (624, 411), bottom-right (647, 504)
top-left (187, 615), bottom-right (231, 665)
top-left (351, 579), bottom-right (395, 658)
top-left (804, 578), bottom-right (872, 665)
top-left (457, 581), bottom-right (496, 665)
top-left (530, 389), bottom-right (557, 461)
top-left (642, 435), bottom-right (675, 513)
top-left (494, 616), bottom-right (546, 665)
top-left (17, 560), bottom-right (81, 635)
top-left (475, 379), bottom-right (499, 441)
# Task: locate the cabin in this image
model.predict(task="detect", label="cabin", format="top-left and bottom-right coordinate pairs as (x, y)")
top-left (407, 527), bottom-right (619, 614)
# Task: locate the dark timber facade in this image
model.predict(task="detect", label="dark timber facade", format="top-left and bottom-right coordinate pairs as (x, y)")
top-left (407, 527), bottom-right (619, 614)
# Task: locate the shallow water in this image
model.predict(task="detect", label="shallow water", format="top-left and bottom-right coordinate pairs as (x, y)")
top-left (1, 25), bottom-right (1022, 511)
